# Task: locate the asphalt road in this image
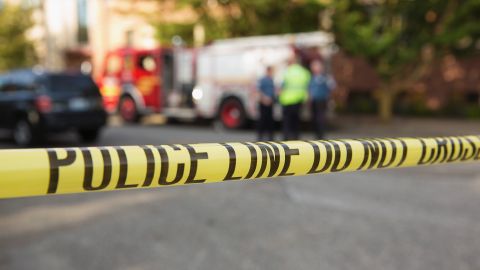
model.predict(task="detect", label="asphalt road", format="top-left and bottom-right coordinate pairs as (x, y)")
top-left (1, 117), bottom-right (480, 270)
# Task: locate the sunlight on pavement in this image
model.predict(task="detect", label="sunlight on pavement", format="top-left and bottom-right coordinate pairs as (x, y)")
top-left (0, 191), bottom-right (173, 240)
top-left (108, 114), bottom-right (166, 127)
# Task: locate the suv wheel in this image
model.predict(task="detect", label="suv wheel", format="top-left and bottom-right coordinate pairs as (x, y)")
top-left (13, 119), bottom-right (36, 147)
top-left (78, 128), bottom-right (101, 143)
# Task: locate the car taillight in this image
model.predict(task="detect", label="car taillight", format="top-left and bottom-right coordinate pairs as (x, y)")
top-left (35, 95), bottom-right (52, 113)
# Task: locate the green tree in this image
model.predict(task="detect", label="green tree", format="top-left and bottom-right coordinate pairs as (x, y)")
top-left (0, 4), bottom-right (36, 71)
top-left (155, 0), bottom-right (325, 45)
top-left (331, 0), bottom-right (480, 121)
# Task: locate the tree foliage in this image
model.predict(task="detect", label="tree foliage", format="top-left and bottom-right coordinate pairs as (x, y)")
top-left (334, 0), bottom-right (480, 78)
top-left (156, 0), bottom-right (325, 45)
top-left (331, 0), bottom-right (480, 119)
top-left (0, 4), bottom-right (36, 71)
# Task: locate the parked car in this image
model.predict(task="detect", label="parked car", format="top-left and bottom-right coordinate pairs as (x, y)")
top-left (0, 70), bottom-right (107, 146)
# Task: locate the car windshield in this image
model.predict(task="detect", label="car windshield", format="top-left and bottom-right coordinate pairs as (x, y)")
top-left (47, 74), bottom-right (99, 95)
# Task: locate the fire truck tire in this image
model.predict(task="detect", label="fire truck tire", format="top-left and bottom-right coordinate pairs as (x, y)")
top-left (218, 98), bottom-right (247, 129)
top-left (119, 96), bottom-right (141, 123)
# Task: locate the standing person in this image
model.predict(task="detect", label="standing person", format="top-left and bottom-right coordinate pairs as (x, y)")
top-left (279, 56), bottom-right (311, 140)
top-left (309, 59), bottom-right (336, 139)
top-left (256, 66), bottom-right (276, 141)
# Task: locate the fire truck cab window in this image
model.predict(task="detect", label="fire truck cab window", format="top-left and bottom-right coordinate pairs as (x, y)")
top-left (138, 55), bottom-right (157, 72)
top-left (162, 52), bottom-right (174, 91)
top-left (107, 55), bottom-right (122, 75)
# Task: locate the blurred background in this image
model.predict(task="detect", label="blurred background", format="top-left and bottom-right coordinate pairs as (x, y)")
top-left (0, 0), bottom-right (480, 269)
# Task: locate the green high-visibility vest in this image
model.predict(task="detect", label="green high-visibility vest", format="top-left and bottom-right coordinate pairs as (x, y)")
top-left (279, 64), bottom-right (311, 106)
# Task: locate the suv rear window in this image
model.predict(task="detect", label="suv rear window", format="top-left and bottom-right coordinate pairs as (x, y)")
top-left (46, 74), bottom-right (99, 95)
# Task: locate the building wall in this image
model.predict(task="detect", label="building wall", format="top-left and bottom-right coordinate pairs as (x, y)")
top-left (9, 0), bottom-right (198, 76)
top-left (88, 0), bottom-right (160, 78)
top-left (332, 50), bottom-right (480, 113)
top-left (42, 0), bottom-right (79, 70)
top-left (4, 0), bottom-right (78, 70)
top-left (7, 0), bottom-right (160, 74)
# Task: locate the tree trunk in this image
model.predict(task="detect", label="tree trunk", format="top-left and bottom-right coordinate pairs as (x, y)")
top-left (378, 89), bottom-right (394, 122)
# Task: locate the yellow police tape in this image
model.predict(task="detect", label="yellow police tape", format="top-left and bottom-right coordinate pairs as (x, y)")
top-left (0, 135), bottom-right (479, 199)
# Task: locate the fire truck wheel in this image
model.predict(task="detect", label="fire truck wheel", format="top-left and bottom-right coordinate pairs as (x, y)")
top-left (166, 117), bottom-right (179, 124)
top-left (119, 96), bottom-right (141, 123)
top-left (219, 98), bottom-right (246, 129)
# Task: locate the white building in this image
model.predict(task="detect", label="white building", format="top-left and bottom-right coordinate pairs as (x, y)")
top-left (5, 0), bottom-right (162, 75)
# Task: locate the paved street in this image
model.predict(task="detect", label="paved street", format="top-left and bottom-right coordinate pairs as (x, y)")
top-left (1, 117), bottom-right (480, 270)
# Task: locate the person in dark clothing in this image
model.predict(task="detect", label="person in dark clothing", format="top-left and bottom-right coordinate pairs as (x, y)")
top-left (256, 66), bottom-right (276, 141)
top-left (309, 60), bottom-right (335, 139)
top-left (282, 103), bottom-right (302, 140)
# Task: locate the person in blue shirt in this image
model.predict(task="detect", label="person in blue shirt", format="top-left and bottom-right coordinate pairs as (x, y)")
top-left (309, 59), bottom-right (336, 139)
top-left (256, 66), bottom-right (276, 141)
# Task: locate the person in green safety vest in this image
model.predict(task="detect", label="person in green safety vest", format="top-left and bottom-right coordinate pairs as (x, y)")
top-left (279, 56), bottom-right (311, 140)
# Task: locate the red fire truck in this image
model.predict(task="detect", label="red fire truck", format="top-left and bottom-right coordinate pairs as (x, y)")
top-left (98, 31), bottom-right (334, 128)
top-left (98, 47), bottom-right (191, 122)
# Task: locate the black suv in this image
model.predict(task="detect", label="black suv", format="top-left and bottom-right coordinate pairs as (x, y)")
top-left (0, 70), bottom-right (107, 146)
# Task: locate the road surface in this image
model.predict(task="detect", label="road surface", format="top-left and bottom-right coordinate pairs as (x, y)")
top-left (0, 117), bottom-right (479, 270)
